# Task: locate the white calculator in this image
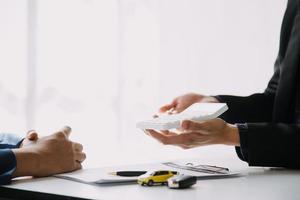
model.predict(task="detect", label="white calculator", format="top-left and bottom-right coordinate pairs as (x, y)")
top-left (136, 103), bottom-right (228, 130)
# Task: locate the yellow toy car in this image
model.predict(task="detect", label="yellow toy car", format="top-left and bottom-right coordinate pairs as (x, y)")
top-left (137, 170), bottom-right (178, 186)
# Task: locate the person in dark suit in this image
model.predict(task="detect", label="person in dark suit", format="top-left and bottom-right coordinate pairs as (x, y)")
top-left (0, 127), bottom-right (86, 185)
top-left (146, 0), bottom-right (300, 168)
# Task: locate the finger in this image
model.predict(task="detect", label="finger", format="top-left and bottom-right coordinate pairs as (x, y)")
top-left (147, 129), bottom-right (187, 145)
top-left (26, 130), bottom-right (39, 141)
top-left (74, 162), bottom-right (82, 170)
top-left (75, 152), bottom-right (86, 163)
top-left (153, 110), bottom-right (174, 118)
top-left (179, 144), bottom-right (192, 149)
top-left (172, 104), bottom-right (187, 113)
top-left (143, 129), bottom-right (151, 136)
top-left (26, 130), bottom-right (35, 136)
top-left (147, 129), bottom-right (170, 144)
top-left (150, 130), bottom-right (176, 136)
top-left (160, 130), bottom-right (178, 136)
top-left (160, 130), bottom-right (170, 135)
top-left (145, 129), bottom-right (177, 137)
top-left (169, 108), bottom-right (178, 114)
top-left (61, 126), bottom-right (72, 138)
top-left (181, 120), bottom-right (205, 131)
top-left (159, 101), bottom-right (176, 113)
top-left (73, 142), bottom-right (83, 152)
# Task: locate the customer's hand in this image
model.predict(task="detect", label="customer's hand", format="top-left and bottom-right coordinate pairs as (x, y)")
top-left (12, 126), bottom-right (86, 177)
top-left (145, 119), bottom-right (240, 149)
top-left (158, 93), bottom-right (219, 114)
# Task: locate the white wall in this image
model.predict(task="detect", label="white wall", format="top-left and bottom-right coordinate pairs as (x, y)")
top-left (0, 0), bottom-right (28, 133)
top-left (0, 0), bottom-right (286, 167)
top-left (157, 0), bottom-right (286, 97)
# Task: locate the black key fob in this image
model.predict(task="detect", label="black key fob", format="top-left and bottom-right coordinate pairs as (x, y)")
top-left (167, 174), bottom-right (197, 189)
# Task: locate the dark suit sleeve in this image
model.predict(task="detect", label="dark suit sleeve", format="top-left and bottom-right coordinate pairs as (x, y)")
top-left (0, 149), bottom-right (17, 185)
top-left (214, 59), bottom-right (279, 163)
top-left (240, 122), bottom-right (300, 168)
top-left (216, 93), bottom-right (275, 124)
top-left (0, 133), bottom-right (23, 185)
top-left (216, 59), bottom-right (300, 167)
top-left (215, 92), bottom-right (275, 163)
top-left (217, 93), bottom-right (300, 168)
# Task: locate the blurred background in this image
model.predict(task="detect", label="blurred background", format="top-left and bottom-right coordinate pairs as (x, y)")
top-left (0, 0), bottom-right (286, 167)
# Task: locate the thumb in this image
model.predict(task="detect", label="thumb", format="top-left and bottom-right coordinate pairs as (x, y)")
top-left (61, 126), bottom-right (72, 138)
top-left (159, 101), bottom-right (177, 113)
top-left (181, 120), bottom-right (205, 131)
top-left (26, 130), bottom-right (39, 141)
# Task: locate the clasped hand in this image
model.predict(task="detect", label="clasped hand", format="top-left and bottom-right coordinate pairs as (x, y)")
top-left (13, 126), bottom-right (86, 177)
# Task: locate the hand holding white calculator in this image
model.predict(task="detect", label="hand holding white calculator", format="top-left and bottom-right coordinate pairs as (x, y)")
top-left (136, 103), bottom-right (228, 130)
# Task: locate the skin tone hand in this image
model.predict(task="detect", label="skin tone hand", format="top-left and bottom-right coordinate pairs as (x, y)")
top-left (12, 126), bottom-right (86, 178)
top-left (145, 118), bottom-right (240, 149)
top-left (159, 93), bottom-right (219, 114)
top-left (19, 130), bottom-right (39, 148)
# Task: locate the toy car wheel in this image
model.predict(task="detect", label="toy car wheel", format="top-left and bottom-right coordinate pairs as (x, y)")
top-left (147, 180), bottom-right (154, 186)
